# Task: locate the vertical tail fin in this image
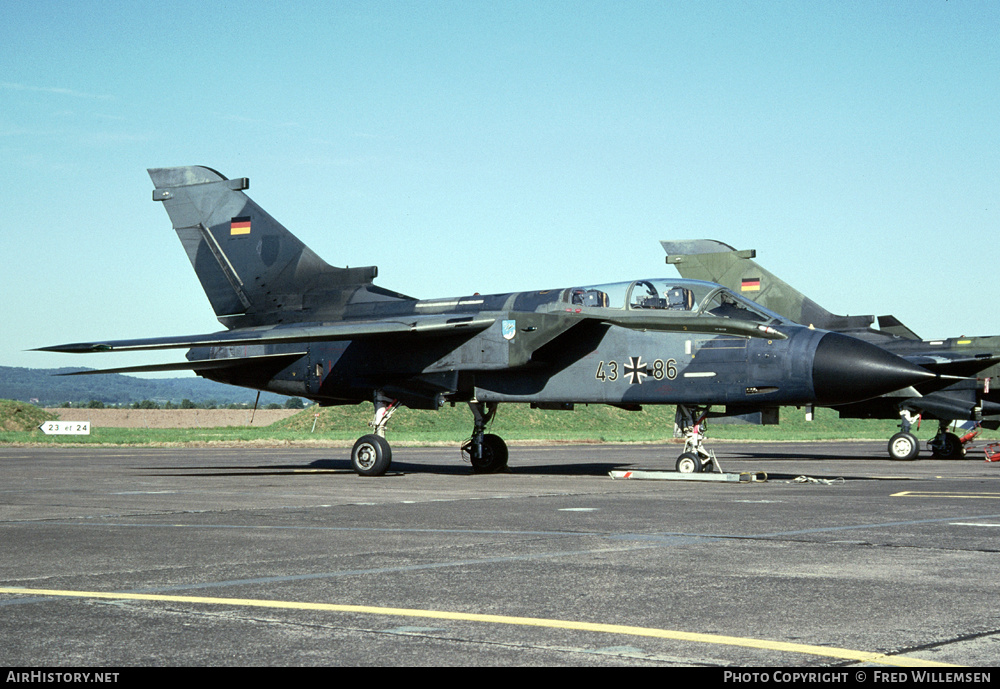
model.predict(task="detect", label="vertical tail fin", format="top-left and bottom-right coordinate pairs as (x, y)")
top-left (149, 166), bottom-right (412, 329)
top-left (661, 239), bottom-right (876, 332)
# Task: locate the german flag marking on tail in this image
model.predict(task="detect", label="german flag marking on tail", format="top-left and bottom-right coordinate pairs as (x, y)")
top-left (230, 216), bottom-right (251, 236)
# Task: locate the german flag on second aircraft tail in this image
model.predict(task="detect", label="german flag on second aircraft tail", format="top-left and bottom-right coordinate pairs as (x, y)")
top-left (230, 216), bottom-right (251, 236)
top-left (741, 277), bottom-right (761, 292)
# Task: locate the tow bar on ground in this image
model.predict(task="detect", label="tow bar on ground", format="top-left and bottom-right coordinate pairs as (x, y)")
top-left (609, 470), bottom-right (768, 483)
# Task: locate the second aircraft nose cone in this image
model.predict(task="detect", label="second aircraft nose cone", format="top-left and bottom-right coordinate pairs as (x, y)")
top-left (812, 332), bottom-right (936, 405)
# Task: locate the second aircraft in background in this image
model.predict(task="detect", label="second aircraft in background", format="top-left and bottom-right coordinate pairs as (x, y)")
top-left (663, 239), bottom-right (1000, 460)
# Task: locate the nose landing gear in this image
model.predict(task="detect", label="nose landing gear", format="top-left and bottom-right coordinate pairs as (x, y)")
top-left (888, 410), bottom-right (921, 461)
top-left (674, 405), bottom-right (722, 473)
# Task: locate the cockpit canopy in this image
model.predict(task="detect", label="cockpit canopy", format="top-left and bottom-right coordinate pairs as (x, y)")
top-left (563, 278), bottom-right (786, 325)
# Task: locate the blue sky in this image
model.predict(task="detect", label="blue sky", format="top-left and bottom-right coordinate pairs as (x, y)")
top-left (2, 1), bottom-right (997, 376)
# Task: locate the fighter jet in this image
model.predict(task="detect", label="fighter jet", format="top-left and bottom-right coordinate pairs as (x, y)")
top-left (663, 239), bottom-right (1000, 460)
top-left (38, 167), bottom-right (937, 475)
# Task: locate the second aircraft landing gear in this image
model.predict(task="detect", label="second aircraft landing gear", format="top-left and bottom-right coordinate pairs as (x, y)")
top-left (888, 409), bottom-right (921, 461)
top-left (887, 432), bottom-right (920, 461)
top-left (889, 412), bottom-right (976, 461)
top-left (928, 419), bottom-right (977, 459)
top-left (462, 402), bottom-right (509, 473)
top-left (928, 430), bottom-right (964, 459)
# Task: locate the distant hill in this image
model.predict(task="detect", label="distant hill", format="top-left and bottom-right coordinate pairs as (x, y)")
top-left (0, 366), bottom-right (291, 407)
top-left (0, 399), bottom-right (57, 431)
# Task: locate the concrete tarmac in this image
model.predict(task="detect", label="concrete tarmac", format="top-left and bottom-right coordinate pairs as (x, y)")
top-left (1, 442), bottom-right (999, 667)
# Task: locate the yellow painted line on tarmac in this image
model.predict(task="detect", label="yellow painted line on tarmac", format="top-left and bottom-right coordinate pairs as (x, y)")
top-left (892, 491), bottom-right (1000, 499)
top-left (0, 586), bottom-right (954, 667)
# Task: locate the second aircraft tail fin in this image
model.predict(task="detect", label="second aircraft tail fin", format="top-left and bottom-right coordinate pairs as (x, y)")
top-left (661, 239), bottom-right (877, 332)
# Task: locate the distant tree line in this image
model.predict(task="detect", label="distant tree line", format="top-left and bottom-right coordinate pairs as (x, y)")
top-left (61, 397), bottom-right (307, 410)
top-left (1, 366), bottom-right (295, 408)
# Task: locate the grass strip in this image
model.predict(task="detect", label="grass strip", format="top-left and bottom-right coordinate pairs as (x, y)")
top-left (3, 403), bottom-right (997, 446)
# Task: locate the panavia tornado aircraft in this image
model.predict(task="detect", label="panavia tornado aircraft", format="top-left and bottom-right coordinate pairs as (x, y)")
top-left (663, 239), bottom-right (1000, 460)
top-left (39, 167), bottom-right (938, 476)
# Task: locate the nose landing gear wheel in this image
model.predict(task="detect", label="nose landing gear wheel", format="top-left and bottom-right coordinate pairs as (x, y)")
top-left (888, 432), bottom-right (919, 461)
top-left (676, 452), bottom-right (704, 473)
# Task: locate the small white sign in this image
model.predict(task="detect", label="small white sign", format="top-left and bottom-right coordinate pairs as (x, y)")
top-left (39, 421), bottom-right (91, 435)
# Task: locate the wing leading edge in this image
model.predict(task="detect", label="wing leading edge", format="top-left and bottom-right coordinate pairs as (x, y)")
top-left (54, 351), bottom-right (309, 377)
top-left (35, 314), bottom-right (498, 354)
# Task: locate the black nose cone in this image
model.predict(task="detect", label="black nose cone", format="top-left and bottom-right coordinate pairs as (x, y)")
top-left (813, 332), bottom-right (936, 405)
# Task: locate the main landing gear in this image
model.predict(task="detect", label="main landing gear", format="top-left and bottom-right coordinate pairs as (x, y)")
top-left (350, 392), bottom-right (400, 476)
top-left (674, 405), bottom-right (721, 474)
top-left (461, 402), bottom-right (509, 474)
top-left (927, 427), bottom-right (964, 459)
top-left (350, 393), bottom-right (510, 476)
top-left (927, 420), bottom-right (976, 459)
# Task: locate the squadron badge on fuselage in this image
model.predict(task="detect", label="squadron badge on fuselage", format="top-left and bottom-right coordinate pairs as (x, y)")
top-left (502, 320), bottom-right (516, 341)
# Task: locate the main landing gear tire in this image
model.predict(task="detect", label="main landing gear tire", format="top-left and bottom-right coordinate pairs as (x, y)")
top-left (676, 452), bottom-right (704, 474)
top-left (470, 433), bottom-right (509, 474)
top-left (888, 432), bottom-right (919, 461)
top-left (931, 432), bottom-right (964, 459)
top-left (351, 434), bottom-right (392, 476)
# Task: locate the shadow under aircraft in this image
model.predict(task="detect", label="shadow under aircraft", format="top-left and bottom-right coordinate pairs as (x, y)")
top-left (39, 167), bottom-right (938, 475)
top-left (663, 239), bottom-right (1000, 460)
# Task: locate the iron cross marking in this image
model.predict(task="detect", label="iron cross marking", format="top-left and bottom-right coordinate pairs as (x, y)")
top-left (624, 356), bottom-right (648, 384)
